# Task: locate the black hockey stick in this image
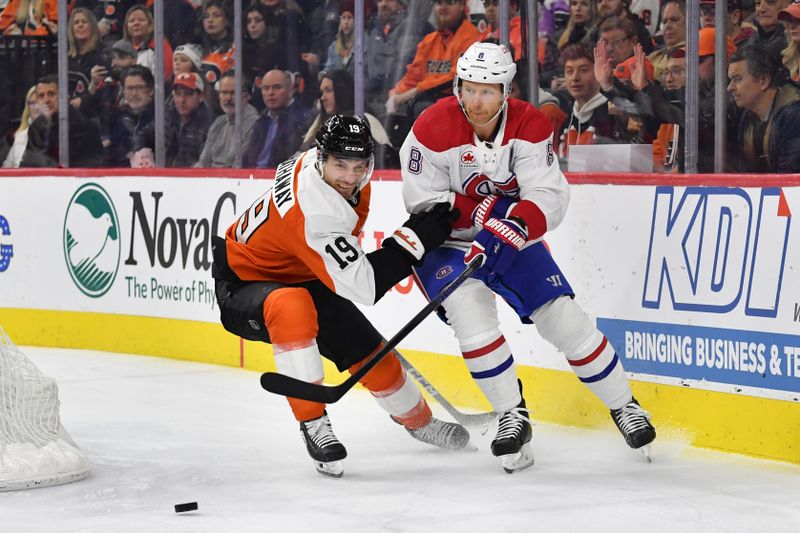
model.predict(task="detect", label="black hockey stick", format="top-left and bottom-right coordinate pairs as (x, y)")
top-left (395, 352), bottom-right (497, 427)
top-left (260, 255), bottom-right (484, 403)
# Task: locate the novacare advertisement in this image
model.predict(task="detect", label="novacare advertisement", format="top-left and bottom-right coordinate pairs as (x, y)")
top-left (1, 178), bottom-right (240, 320)
top-left (0, 176), bottom-right (427, 330)
top-left (1, 177), bottom-right (798, 401)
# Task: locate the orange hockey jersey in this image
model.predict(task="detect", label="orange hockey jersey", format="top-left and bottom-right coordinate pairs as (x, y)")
top-left (392, 17), bottom-right (480, 95)
top-left (224, 148), bottom-right (383, 305)
top-left (0, 0), bottom-right (57, 36)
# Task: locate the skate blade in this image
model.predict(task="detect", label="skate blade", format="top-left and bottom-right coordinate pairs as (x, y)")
top-left (314, 460), bottom-right (344, 478)
top-left (501, 442), bottom-right (535, 474)
top-left (638, 444), bottom-right (653, 463)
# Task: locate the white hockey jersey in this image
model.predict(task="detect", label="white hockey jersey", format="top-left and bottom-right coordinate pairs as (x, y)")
top-left (399, 96), bottom-right (569, 247)
top-left (224, 147), bottom-right (380, 306)
top-left (630, 0), bottom-right (661, 35)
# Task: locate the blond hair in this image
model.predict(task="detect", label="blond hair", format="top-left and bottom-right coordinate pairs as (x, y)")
top-left (558, 0), bottom-right (596, 50)
top-left (122, 4), bottom-right (154, 46)
top-left (781, 40), bottom-right (800, 82)
top-left (67, 7), bottom-right (100, 58)
top-left (334, 14), bottom-right (354, 58)
top-left (15, 0), bottom-right (46, 27)
top-left (15, 86), bottom-right (36, 136)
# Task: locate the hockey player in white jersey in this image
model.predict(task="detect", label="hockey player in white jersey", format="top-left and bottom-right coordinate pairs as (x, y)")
top-left (399, 42), bottom-right (656, 473)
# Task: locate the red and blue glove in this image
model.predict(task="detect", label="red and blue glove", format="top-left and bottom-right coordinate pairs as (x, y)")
top-left (464, 216), bottom-right (528, 275)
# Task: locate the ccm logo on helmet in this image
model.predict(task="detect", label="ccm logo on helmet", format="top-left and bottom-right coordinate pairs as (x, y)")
top-left (344, 146), bottom-right (364, 151)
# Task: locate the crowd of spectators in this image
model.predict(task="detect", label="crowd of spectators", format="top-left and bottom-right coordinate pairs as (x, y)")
top-left (0, 0), bottom-right (799, 173)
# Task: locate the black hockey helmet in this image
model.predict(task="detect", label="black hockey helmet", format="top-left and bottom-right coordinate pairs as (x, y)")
top-left (315, 114), bottom-right (375, 160)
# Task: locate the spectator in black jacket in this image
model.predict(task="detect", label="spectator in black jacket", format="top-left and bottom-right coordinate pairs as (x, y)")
top-left (79, 39), bottom-right (139, 146)
top-left (70, 0), bottom-right (139, 46)
top-left (728, 44), bottom-right (800, 173)
top-left (106, 65), bottom-right (154, 166)
top-left (20, 74), bottom-right (104, 168)
top-left (255, 1), bottom-right (307, 76)
top-left (131, 72), bottom-right (215, 168)
top-left (242, 69), bottom-right (309, 168)
top-left (748, 0), bottom-right (791, 62)
top-left (67, 7), bottom-right (109, 111)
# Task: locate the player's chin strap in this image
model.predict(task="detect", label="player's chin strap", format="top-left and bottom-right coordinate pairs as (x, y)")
top-left (456, 94), bottom-right (508, 128)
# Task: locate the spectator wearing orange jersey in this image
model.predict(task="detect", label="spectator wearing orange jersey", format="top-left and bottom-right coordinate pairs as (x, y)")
top-left (479, 0), bottom-right (522, 60)
top-left (0, 0), bottom-right (57, 36)
top-left (365, 0), bottom-right (431, 109)
top-left (647, 49), bottom-right (686, 173)
top-left (386, 0), bottom-right (479, 115)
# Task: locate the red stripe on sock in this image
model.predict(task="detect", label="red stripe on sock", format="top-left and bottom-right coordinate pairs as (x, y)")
top-left (569, 337), bottom-right (608, 367)
top-left (463, 336), bottom-right (506, 359)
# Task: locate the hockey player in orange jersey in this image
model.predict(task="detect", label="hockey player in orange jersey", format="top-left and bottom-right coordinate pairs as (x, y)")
top-left (212, 115), bottom-right (469, 477)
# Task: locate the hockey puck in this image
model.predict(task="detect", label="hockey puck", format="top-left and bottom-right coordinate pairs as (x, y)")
top-left (174, 502), bottom-right (198, 513)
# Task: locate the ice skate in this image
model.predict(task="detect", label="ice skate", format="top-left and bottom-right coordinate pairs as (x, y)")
top-left (299, 411), bottom-right (347, 478)
top-left (610, 398), bottom-right (656, 462)
top-left (491, 399), bottom-right (534, 474)
top-left (397, 416), bottom-right (472, 451)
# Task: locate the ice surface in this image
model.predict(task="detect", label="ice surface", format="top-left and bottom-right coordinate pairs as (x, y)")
top-left (2, 347), bottom-right (798, 533)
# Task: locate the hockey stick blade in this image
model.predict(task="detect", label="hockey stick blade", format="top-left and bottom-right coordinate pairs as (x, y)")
top-left (396, 353), bottom-right (497, 427)
top-left (260, 255), bottom-right (485, 403)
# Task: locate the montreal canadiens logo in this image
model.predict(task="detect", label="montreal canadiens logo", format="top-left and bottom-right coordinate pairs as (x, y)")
top-left (435, 265), bottom-right (454, 279)
top-left (461, 151), bottom-right (477, 166)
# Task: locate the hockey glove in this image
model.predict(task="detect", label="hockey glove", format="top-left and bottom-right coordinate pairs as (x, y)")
top-left (384, 203), bottom-right (458, 264)
top-left (464, 217), bottom-right (528, 275)
top-left (471, 194), bottom-right (517, 228)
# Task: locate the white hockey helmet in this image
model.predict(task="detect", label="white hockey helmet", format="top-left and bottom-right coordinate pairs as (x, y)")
top-left (453, 42), bottom-right (517, 99)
